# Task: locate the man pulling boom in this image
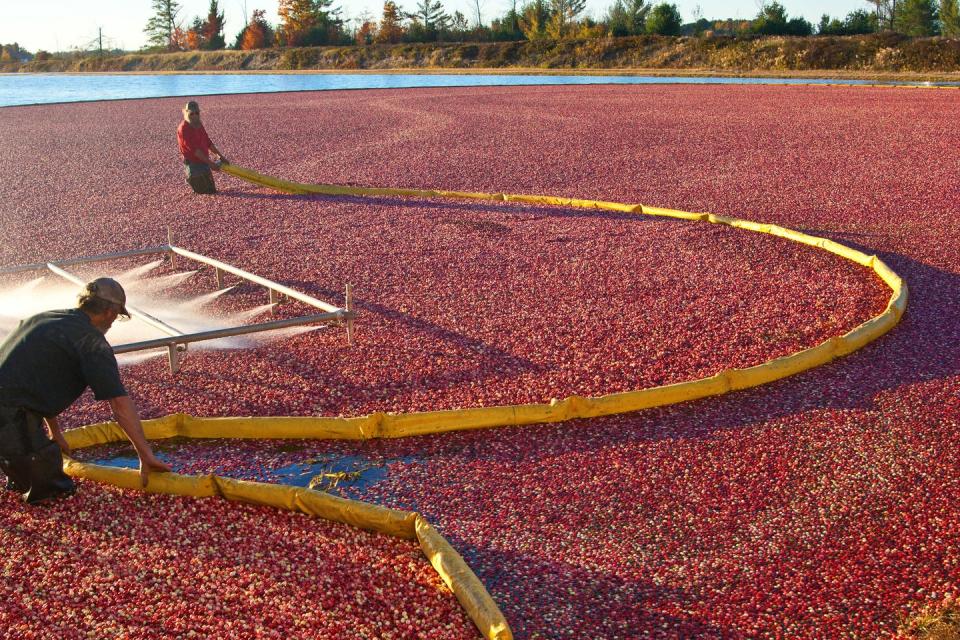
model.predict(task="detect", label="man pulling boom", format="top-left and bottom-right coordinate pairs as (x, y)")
top-left (0, 278), bottom-right (171, 505)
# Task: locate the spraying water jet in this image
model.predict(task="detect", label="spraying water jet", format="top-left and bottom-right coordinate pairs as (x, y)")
top-left (0, 242), bottom-right (355, 374)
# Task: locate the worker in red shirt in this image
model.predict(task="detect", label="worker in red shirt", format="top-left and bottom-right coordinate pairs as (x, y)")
top-left (176, 100), bottom-right (229, 194)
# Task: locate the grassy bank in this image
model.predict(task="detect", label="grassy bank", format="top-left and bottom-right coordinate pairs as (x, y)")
top-left (6, 33), bottom-right (960, 78)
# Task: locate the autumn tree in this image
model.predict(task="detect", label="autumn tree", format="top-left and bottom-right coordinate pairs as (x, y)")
top-left (185, 17), bottom-right (205, 49)
top-left (201, 0), bottom-right (226, 49)
top-left (375, 1), bottom-right (406, 43)
top-left (238, 9), bottom-right (274, 49)
top-left (144, 0), bottom-right (183, 50)
top-left (277, 0), bottom-right (342, 46)
top-left (171, 24), bottom-right (190, 49)
top-left (546, 0), bottom-right (586, 38)
top-left (0, 43), bottom-right (30, 63)
top-left (355, 19), bottom-right (377, 44)
top-left (519, 0), bottom-right (551, 39)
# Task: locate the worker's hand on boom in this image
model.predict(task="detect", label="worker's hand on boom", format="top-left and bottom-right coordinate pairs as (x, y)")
top-left (51, 429), bottom-right (71, 455)
top-left (138, 452), bottom-right (172, 488)
top-left (108, 395), bottom-right (173, 488)
top-left (44, 416), bottom-right (71, 455)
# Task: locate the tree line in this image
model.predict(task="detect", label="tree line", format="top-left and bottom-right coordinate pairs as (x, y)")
top-left (142, 0), bottom-right (960, 51)
top-left (8, 0), bottom-right (960, 61)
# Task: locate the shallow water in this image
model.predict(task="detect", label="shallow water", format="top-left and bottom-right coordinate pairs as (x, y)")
top-left (1, 71), bottom-right (949, 107)
top-left (87, 444), bottom-right (415, 499)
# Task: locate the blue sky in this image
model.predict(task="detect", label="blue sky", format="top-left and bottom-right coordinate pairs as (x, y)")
top-left (4, 0), bottom-right (872, 53)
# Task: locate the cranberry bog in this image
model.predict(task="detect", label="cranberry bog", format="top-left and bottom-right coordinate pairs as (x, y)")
top-left (0, 84), bottom-right (957, 639)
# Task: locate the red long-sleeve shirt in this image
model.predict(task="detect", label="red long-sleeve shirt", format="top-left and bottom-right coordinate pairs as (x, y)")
top-left (177, 121), bottom-right (212, 163)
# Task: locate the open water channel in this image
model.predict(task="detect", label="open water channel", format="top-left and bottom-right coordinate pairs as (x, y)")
top-left (0, 71), bottom-right (948, 107)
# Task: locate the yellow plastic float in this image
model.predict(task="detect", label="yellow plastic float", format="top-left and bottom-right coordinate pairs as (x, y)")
top-left (61, 164), bottom-right (908, 640)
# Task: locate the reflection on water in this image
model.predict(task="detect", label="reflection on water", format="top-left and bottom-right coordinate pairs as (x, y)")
top-left (1, 72), bottom-right (948, 108)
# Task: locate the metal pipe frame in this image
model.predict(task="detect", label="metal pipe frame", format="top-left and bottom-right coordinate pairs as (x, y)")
top-left (113, 312), bottom-right (343, 354)
top-left (167, 245), bottom-right (341, 313)
top-left (0, 243), bottom-right (355, 374)
top-left (0, 246), bottom-right (168, 275)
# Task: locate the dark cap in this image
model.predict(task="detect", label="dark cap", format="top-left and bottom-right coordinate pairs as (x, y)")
top-left (184, 100), bottom-right (200, 113)
top-left (83, 277), bottom-right (129, 317)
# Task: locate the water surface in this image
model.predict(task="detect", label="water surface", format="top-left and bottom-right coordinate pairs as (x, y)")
top-left (1, 72), bottom-right (946, 107)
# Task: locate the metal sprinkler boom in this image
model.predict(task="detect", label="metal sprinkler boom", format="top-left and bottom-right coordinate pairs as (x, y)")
top-left (0, 243), bottom-right (355, 374)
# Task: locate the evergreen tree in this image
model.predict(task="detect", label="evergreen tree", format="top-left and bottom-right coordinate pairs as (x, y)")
top-left (846, 9), bottom-right (879, 33)
top-left (941, 0), bottom-right (960, 35)
top-left (606, 0), bottom-right (650, 36)
top-left (645, 2), bottom-right (681, 35)
top-left (144, 0), bottom-right (183, 50)
top-left (490, 1), bottom-right (525, 40)
top-left (750, 2), bottom-right (812, 35)
top-left (202, 0), bottom-right (226, 49)
top-left (894, 0), bottom-right (938, 34)
top-left (409, 0), bottom-right (449, 29)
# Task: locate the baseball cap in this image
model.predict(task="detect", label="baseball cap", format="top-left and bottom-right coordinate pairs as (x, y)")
top-left (184, 100), bottom-right (200, 113)
top-left (84, 278), bottom-right (130, 318)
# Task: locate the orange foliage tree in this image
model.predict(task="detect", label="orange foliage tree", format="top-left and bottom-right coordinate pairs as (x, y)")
top-left (375, 1), bottom-right (406, 43)
top-left (184, 17), bottom-right (205, 49)
top-left (201, 0), bottom-right (226, 49)
top-left (355, 19), bottom-right (377, 44)
top-left (277, 0), bottom-right (316, 45)
top-left (240, 9), bottom-right (273, 50)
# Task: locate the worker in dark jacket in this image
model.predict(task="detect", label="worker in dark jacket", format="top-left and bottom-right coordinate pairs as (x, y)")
top-left (0, 277), bottom-right (171, 505)
top-left (176, 100), bottom-right (229, 194)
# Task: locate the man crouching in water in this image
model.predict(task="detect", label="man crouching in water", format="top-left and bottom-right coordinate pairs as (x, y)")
top-left (0, 278), bottom-right (171, 505)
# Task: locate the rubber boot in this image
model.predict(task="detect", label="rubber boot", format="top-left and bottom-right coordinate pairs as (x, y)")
top-left (10, 442), bottom-right (75, 505)
top-left (0, 456), bottom-right (28, 493)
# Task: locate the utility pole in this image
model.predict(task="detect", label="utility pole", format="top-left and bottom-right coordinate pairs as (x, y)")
top-left (98, 27), bottom-right (103, 56)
